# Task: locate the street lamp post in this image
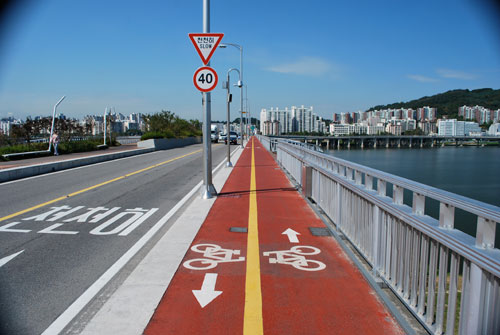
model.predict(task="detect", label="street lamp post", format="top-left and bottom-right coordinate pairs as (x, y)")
top-left (225, 68), bottom-right (240, 167)
top-left (219, 43), bottom-right (244, 148)
top-left (48, 96), bottom-right (66, 152)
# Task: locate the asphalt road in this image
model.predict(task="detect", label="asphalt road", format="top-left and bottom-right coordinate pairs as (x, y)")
top-left (0, 143), bottom-right (229, 335)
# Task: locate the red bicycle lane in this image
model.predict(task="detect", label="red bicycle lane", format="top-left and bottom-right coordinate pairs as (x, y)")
top-left (144, 137), bottom-right (403, 334)
top-left (253, 140), bottom-right (403, 334)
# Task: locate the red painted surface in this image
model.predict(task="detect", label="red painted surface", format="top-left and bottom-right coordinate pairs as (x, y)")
top-left (253, 140), bottom-right (403, 335)
top-left (145, 138), bottom-right (403, 334)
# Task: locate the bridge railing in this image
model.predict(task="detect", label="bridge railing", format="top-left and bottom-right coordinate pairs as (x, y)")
top-left (259, 135), bottom-right (500, 335)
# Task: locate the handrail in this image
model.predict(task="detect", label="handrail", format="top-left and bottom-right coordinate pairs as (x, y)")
top-left (279, 139), bottom-right (500, 223)
top-left (258, 135), bottom-right (500, 334)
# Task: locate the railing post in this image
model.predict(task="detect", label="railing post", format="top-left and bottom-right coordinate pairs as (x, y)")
top-left (372, 205), bottom-right (381, 275)
top-left (439, 202), bottom-right (455, 229)
top-left (463, 263), bottom-right (486, 334)
top-left (377, 179), bottom-right (387, 197)
top-left (476, 217), bottom-right (495, 249)
top-left (365, 175), bottom-right (373, 191)
top-left (355, 171), bottom-right (362, 185)
top-left (393, 185), bottom-right (403, 205)
top-left (412, 192), bottom-right (425, 216)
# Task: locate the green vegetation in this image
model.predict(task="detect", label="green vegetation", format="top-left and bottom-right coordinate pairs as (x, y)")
top-left (0, 116), bottom-right (113, 160)
top-left (367, 88), bottom-right (500, 117)
top-left (0, 138), bottom-right (118, 161)
top-left (403, 128), bottom-right (425, 135)
top-left (141, 110), bottom-right (202, 140)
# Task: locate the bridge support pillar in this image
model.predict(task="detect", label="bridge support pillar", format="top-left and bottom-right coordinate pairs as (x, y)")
top-left (409, 139), bottom-right (412, 148)
top-left (347, 140), bottom-right (351, 149)
top-left (398, 139), bottom-right (401, 148)
top-left (420, 139), bottom-right (423, 148)
top-left (361, 140), bottom-right (364, 149)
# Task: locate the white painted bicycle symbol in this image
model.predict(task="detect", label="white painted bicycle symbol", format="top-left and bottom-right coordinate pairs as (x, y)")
top-left (183, 243), bottom-right (245, 270)
top-left (263, 246), bottom-right (326, 271)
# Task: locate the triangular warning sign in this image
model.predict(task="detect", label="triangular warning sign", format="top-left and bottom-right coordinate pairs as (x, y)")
top-left (189, 33), bottom-right (224, 65)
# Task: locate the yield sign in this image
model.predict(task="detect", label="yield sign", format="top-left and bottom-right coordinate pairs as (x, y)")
top-left (189, 33), bottom-right (224, 65)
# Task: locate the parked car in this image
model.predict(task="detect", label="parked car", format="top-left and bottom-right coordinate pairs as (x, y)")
top-left (223, 131), bottom-right (238, 145)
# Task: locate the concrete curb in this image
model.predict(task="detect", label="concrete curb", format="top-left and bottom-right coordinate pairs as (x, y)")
top-left (0, 148), bottom-right (155, 183)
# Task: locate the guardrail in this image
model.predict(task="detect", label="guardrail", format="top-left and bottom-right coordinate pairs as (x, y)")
top-left (257, 135), bottom-right (500, 335)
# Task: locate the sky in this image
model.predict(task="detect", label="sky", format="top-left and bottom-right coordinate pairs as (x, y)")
top-left (0, 0), bottom-right (499, 122)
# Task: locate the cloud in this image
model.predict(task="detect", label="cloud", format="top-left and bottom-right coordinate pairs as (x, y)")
top-left (266, 57), bottom-right (336, 77)
top-left (407, 74), bottom-right (438, 83)
top-left (436, 68), bottom-right (477, 80)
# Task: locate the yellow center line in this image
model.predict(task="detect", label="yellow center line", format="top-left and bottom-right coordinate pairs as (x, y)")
top-left (0, 149), bottom-right (202, 223)
top-left (243, 137), bottom-right (264, 334)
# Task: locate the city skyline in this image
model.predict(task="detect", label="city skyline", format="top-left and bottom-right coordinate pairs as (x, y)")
top-left (1, 0), bottom-right (500, 121)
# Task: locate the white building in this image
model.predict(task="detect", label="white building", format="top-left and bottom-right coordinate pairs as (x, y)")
top-left (488, 123), bottom-right (500, 136)
top-left (438, 119), bottom-right (481, 136)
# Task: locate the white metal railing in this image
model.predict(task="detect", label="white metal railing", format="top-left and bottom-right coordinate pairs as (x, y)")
top-left (259, 136), bottom-right (500, 335)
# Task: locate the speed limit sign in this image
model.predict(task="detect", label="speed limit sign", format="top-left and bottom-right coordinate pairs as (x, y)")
top-left (193, 66), bottom-right (218, 92)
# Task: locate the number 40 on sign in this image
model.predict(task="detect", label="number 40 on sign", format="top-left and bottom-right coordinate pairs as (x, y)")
top-left (193, 66), bottom-right (218, 92)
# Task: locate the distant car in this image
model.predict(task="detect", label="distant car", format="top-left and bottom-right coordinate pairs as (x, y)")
top-left (223, 131), bottom-right (238, 145)
top-left (210, 130), bottom-right (219, 143)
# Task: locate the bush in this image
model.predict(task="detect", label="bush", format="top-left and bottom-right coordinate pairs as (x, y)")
top-left (0, 142), bottom-right (49, 156)
top-left (140, 130), bottom-right (177, 140)
top-left (0, 138), bottom-right (120, 160)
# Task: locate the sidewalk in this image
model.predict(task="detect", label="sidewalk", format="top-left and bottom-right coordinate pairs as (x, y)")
top-left (0, 144), bottom-right (153, 183)
top-left (127, 137), bottom-right (404, 334)
top-left (0, 143), bottom-right (141, 170)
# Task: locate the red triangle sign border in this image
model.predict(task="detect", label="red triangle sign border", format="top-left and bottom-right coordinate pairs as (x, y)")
top-left (189, 33), bottom-right (224, 65)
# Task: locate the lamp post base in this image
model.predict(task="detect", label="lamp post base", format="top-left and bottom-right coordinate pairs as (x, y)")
top-left (201, 184), bottom-right (217, 199)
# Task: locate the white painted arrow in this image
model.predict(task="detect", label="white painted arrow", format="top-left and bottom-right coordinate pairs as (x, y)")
top-left (0, 250), bottom-right (24, 268)
top-left (192, 273), bottom-right (222, 308)
top-left (282, 228), bottom-right (300, 243)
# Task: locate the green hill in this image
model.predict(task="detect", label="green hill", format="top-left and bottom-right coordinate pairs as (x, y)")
top-left (367, 88), bottom-right (500, 118)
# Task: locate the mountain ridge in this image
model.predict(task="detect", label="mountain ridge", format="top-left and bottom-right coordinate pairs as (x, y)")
top-left (367, 88), bottom-right (500, 117)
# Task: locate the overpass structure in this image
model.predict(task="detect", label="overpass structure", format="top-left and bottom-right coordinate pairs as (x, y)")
top-left (272, 135), bottom-right (500, 149)
top-left (259, 135), bottom-right (500, 334)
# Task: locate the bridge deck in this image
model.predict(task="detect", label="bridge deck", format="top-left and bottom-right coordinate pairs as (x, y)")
top-left (144, 137), bottom-right (403, 334)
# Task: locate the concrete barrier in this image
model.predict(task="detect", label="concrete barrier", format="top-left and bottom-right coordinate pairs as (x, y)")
top-left (0, 148), bottom-right (154, 183)
top-left (0, 137), bottom-right (203, 183)
top-left (137, 137), bottom-right (202, 150)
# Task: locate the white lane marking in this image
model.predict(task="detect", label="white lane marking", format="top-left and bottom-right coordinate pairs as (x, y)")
top-left (38, 224), bottom-right (79, 235)
top-left (41, 151), bottom-right (232, 335)
top-left (0, 222), bottom-right (31, 233)
top-left (192, 273), bottom-right (222, 308)
top-left (282, 228), bottom-right (300, 243)
top-left (0, 250), bottom-right (25, 268)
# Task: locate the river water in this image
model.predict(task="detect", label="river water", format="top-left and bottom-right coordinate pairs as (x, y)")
top-left (325, 146), bottom-right (500, 245)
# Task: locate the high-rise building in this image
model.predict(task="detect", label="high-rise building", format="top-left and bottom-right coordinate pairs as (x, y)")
top-left (260, 106), bottom-right (325, 134)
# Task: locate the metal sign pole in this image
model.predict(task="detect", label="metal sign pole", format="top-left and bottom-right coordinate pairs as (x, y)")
top-left (201, 0), bottom-right (216, 199)
top-left (226, 73), bottom-right (232, 167)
